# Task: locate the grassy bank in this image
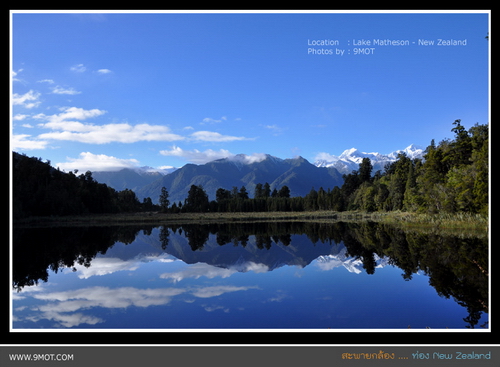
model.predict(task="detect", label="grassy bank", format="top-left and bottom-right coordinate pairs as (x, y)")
top-left (365, 211), bottom-right (489, 236)
top-left (14, 210), bottom-right (488, 233)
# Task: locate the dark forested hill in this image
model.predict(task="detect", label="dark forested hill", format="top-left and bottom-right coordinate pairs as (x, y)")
top-left (12, 152), bottom-right (145, 218)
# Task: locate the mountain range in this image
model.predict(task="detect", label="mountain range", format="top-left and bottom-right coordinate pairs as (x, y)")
top-left (92, 145), bottom-right (425, 204)
top-left (135, 154), bottom-right (344, 204)
top-left (92, 166), bottom-right (174, 193)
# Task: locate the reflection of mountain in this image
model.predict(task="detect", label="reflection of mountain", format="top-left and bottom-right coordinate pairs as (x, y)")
top-left (89, 223), bottom-right (392, 274)
top-left (315, 251), bottom-right (390, 274)
top-left (163, 232), bottom-right (347, 272)
top-left (94, 227), bottom-right (353, 273)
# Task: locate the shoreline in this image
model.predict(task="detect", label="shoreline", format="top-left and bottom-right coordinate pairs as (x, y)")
top-left (13, 210), bottom-right (489, 235)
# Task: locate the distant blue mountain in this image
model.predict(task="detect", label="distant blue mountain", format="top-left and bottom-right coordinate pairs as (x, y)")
top-left (133, 154), bottom-right (344, 204)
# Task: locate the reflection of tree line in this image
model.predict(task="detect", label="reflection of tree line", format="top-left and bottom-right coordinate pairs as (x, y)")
top-left (13, 222), bottom-right (487, 328)
top-left (12, 225), bottom-right (156, 292)
top-left (336, 222), bottom-right (488, 328)
top-left (170, 222), bottom-right (330, 251)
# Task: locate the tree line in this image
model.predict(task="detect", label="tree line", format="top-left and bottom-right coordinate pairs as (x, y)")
top-left (13, 120), bottom-right (488, 219)
top-left (161, 120), bottom-right (488, 216)
top-left (162, 181), bottom-right (299, 213)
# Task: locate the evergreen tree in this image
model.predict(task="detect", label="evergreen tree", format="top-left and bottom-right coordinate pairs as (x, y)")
top-left (254, 183), bottom-right (264, 199)
top-left (277, 185), bottom-right (290, 198)
top-left (159, 187), bottom-right (170, 212)
top-left (358, 157), bottom-right (373, 184)
top-left (263, 182), bottom-right (271, 198)
top-left (238, 186), bottom-right (249, 199)
top-left (184, 185), bottom-right (209, 212)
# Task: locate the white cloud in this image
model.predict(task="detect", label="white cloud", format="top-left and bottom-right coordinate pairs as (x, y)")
top-left (190, 130), bottom-right (247, 142)
top-left (158, 165), bottom-right (176, 170)
top-left (56, 152), bottom-right (140, 172)
top-left (70, 64), bottom-right (86, 73)
top-left (201, 116), bottom-right (227, 124)
top-left (35, 107), bottom-right (185, 144)
top-left (97, 69), bottom-right (112, 74)
top-left (263, 124), bottom-right (286, 136)
top-left (35, 106), bottom-right (106, 125)
top-left (51, 86), bottom-right (81, 95)
top-left (159, 146), bottom-right (268, 165)
top-left (12, 90), bottom-right (41, 109)
top-left (229, 153), bottom-right (268, 164)
top-left (314, 152), bottom-right (338, 162)
top-left (37, 79), bottom-right (55, 84)
top-left (12, 69), bottom-right (24, 82)
top-left (11, 134), bottom-right (48, 150)
top-left (13, 114), bottom-right (29, 121)
top-left (159, 146), bottom-right (233, 164)
top-left (39, 123), bottom-right (184, 144)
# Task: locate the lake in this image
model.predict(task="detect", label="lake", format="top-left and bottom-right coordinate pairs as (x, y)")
top-left (12, 221), bottom-right (488, 330)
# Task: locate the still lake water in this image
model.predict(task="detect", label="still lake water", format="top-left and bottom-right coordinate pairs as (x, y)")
top-left (12, 221), bottom-right (488, 330)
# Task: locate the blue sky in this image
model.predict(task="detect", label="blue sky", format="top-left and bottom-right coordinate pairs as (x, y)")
top-left (11, 10), bottom-right (490, 172)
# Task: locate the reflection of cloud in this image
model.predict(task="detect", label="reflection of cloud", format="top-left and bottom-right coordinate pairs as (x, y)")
top-left (266, 290), bottom-right (288, 303)
top-left (73, 253), bottom-right (177, 278)
top-left (26, 287), bottom-right (185, 327)
top-left (161, 263), bottom-right (236, 282)
top-left (202, 304), bottom-right (229, 313)
top-left (33, 286), bottom-right (185, 308)
top-left (14, 283), bottom-right (259, 328)
top-left (190, 286), bottom-right (258, 299)
top-left (32, 312), bottom-right (103, 328)
top-left (240, 262), bottom-right (269, 273)
top-left (160, 262), bottom-right (269, 283)
top-left (19, 286), bottom-right (185, 328)
top-left (73, 258), bottom-right (140, 278)
top-left (11, 285), bottom-right (44, 300)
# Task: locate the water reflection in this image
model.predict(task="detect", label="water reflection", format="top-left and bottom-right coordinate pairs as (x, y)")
top-left (12, 222), bottom-right (488, 329)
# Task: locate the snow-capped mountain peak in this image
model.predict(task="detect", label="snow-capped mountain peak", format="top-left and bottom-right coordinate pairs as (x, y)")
top-left (339, 148), bottom-right (359, 159)
top-left (135, 166), bottom-right (177, 175)
top-left (314, 144), bottom-right (425, 174)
